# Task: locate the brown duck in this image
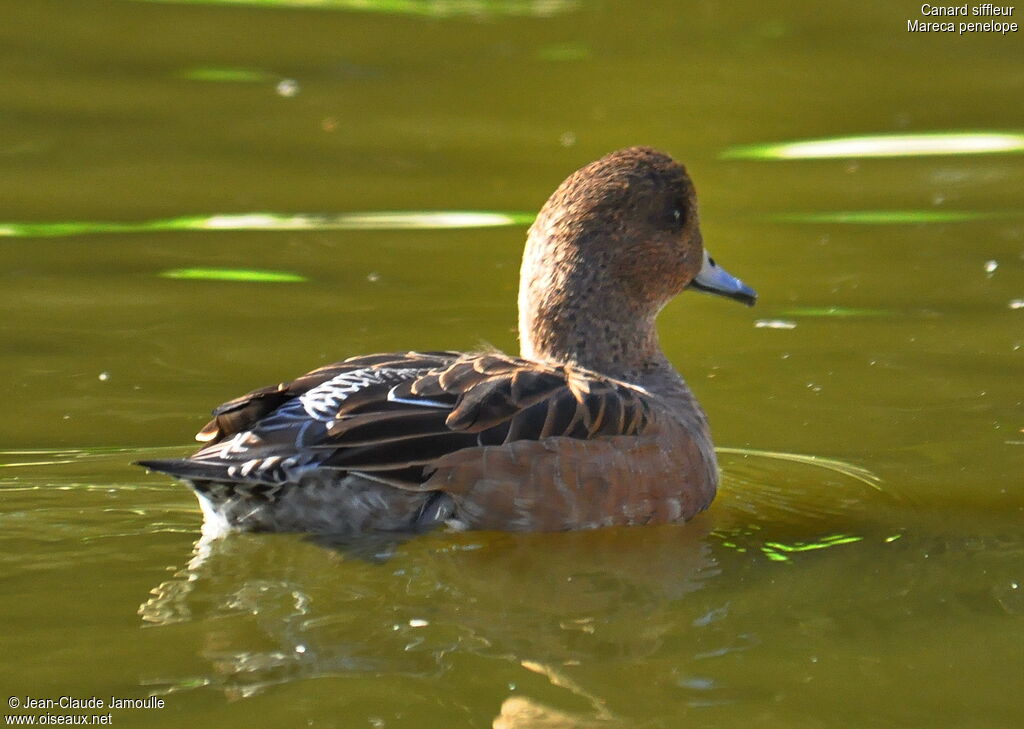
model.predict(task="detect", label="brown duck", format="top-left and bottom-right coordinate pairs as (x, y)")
top-left (138, 147), bottom-right (756, 535)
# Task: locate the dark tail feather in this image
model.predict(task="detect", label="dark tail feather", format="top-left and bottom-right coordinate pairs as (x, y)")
top-left (136, 458), bottom-right (231, 482)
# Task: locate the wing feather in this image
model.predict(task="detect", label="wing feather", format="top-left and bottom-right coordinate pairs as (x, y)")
top-left (164, 350), bottom-right (656, 490)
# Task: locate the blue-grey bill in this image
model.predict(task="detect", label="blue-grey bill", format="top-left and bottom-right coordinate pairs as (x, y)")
top-left (690, 250), bottom-right (757, 306)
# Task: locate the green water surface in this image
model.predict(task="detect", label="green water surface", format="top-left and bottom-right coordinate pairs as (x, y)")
top-left (1, 1), bottom-right (1021, 727)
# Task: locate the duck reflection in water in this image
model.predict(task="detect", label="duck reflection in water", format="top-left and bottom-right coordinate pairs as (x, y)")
top-left (139, 448), bottom-right (882, 722)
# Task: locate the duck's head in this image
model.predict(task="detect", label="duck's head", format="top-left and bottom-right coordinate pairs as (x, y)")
top-left (519, 146), bottom-right (756, 375)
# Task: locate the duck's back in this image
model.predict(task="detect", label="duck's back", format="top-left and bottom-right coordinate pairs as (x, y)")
top-left (139, 351), bottom-right (717, 535)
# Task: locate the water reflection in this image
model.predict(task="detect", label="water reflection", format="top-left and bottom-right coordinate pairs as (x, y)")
top-left (723, 131), bottom-right (1024, 160)
top-left (0, 211), bottom-right (533, 239)
top-left (139, 523), bottom-right (723, 721)
top-left (159, 268), bottom-right (308, 283)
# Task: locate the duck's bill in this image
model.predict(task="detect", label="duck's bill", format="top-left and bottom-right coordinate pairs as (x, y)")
top-left (689, 250), bottom-right (757, 306)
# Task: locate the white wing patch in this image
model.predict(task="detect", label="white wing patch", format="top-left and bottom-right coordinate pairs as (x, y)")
top-left (299, 367), bottom-right (422, 421)
top-left (386, 385), bottom-right (450, 409)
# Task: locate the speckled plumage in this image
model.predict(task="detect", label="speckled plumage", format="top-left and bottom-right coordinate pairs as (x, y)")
top-left (138, 147), bottom-right (756, 536)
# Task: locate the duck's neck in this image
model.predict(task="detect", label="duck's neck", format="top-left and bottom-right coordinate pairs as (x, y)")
top-left (516, 240), bottom-right (687, 403)
top-left (518, 291), bottom-right (661, 380)
top-left (519, 291), bottom-right (703, 424)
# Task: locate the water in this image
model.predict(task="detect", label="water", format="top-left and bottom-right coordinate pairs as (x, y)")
top-left (1, 1), bottom-right (1022, 727)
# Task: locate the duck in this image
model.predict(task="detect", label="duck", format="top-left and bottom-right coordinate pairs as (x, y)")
top-left (138, 146), bottom-right (756, 536)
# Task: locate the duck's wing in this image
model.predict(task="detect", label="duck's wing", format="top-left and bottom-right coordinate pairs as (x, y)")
top-left (138, 351), bottom-right (655, 490)
top-left (192, 350), bottom-right (462, 446)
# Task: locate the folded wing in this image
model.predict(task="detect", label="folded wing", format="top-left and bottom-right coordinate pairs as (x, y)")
top-left (140, 350), bottom-right (656, 491)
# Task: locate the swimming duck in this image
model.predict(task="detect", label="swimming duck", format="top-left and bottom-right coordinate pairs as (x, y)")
top-left (139, 147), bottom-right (756, 535)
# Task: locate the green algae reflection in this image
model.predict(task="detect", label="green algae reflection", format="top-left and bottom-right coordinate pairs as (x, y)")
top-left (160, 268), bottom-right (307, 283)
top-left (723, 131), bottom-right (1024, 160)
top-left (178, 67), bottom-right (278, 83)
top-left (128, 0), bottom-right (580, 17)
top-left (759, 534), bottom-right (864, 562)
top-left (0, 211), bottom-right (534, 239)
